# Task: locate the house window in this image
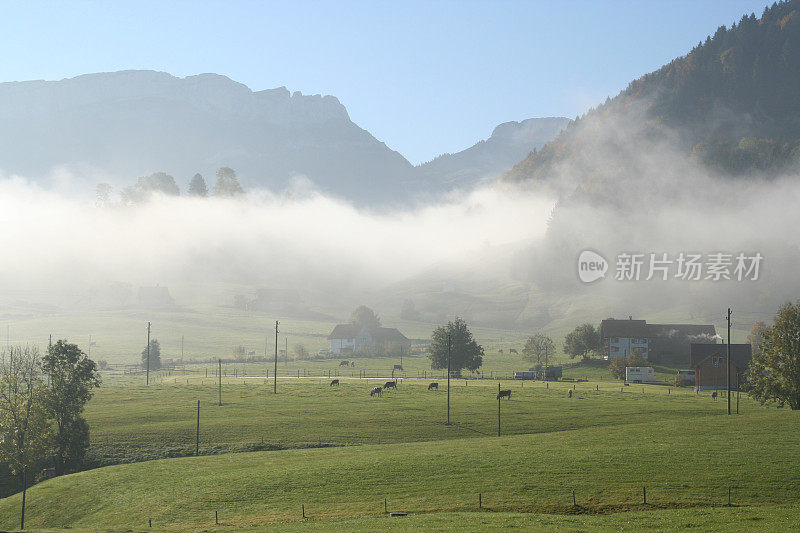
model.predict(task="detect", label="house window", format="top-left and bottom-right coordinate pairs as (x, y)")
top-left (612, 346), bottom-right (619, 352)
top-left (712, 356), bottom-right (725, 366)
top-left (613, 337), bottom-right (619, 342)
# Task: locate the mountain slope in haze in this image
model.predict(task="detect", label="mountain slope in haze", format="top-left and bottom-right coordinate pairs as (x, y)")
top-left (505, 0), bottom-right (800, 188)
top-left (0, 70), bottom-right (419, 204)
top-left (417, 117), bottom-right (570, 189)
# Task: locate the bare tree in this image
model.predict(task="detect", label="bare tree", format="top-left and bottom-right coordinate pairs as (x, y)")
top-left (0, 346), bottom-right (51, 487)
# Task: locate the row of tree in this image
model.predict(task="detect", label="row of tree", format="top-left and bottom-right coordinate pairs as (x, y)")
top-left (0, 341), bottom-right (100, 492)
top-left (96, 167), bottom-right (245, 207)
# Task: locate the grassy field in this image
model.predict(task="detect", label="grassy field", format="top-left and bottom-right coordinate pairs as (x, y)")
top-left (83, 376), bottom-right (729, 465)
top-left (1, 404), bottom-right (798, 530)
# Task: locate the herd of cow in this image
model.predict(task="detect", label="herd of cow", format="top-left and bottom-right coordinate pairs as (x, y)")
top-left (328, 377), bottom-right (514, 400)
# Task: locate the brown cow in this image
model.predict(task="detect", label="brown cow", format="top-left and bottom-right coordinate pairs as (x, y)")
top-left (497, 389), bottom-right (511, 400)
top-left (428, 382), bottom-right (439, 390)
top-left (383, 381), bottom-right (397, 390)
top-left (330, 379), bottom-right (339, 386)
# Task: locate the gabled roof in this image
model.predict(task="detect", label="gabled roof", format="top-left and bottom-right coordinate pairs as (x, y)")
top-left (600, 318), bottom-right (717, 341)
top-left (327, 324), bottom-right (360, 340)
top-left (373, 327), bottom-right (409, 343)
top-left (690, 343), bottom-right (752, 369)
top-left (647, 324), bottom-right (717, 341)
top-left (327, 324), bottom-right (409, 342)
top-left (600, 319), bottom-right (647, 338)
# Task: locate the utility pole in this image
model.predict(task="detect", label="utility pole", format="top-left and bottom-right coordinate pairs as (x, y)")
top-left (181, 335), bottom-right (184, 362)
top-left (196, 399), bottom-right (200, 455)
top-left (447, 334), bottom-right (451, 425)
top-left (544, 343), bottom-right (548, 382)
top-left (274, 321), bottom-right (279, 394)
top-left (218, 359), bottom-right (222, 406)
top-left (727, 308), bottom-right (732, 415)
top-left (497, 383), bottom-right (501, 437)
top-left (20, 466), bottom-right (27, 529)
top-left (146, 322), bottom-right (151, 386)
top-left (285, 337), bottom-right (288, 366)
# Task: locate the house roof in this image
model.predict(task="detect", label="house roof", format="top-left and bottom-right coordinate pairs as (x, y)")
top-left (690, 343), bottom-right (752, 369)
top-left (600, 318), bottom-right (717, 341)
top-left (647, 324), bottom-right (717, 342)
top-left (327, 324), bottom-right (409, 342)
top-left (327, 324), bottom-right (360, 340)
top-left (600, 319), bottom-right (648, 338)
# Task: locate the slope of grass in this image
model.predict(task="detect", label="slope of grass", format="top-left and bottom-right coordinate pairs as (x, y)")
top-left (1, 410), bottom-right (798, 530)
top-left (84, 377), bottom-right (730, 465)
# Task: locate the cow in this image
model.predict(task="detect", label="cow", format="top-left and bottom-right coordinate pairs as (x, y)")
top-left (497, 389), bottom-right (511, 400)
top-left (509, 349), bottom-right (518, 354)
top-left (339, 360), bottom-right (350, 367)
top-left (567, 388), bottom-right (573, 398)
top-left (383, 381), bottom-right (397, 390)
top-left (428, 382), bottom-right (438, 390)
top-left (711, 391), bottom-right (718, 401)
top-left (330, 379), bottom-right (339, 386)
top-left (498, 349), bottom-right (504, 354)
top-left (393, 364), bottom-right (404, 371)
top-left (351, 361), bottom-right (355, 367)
top-left (370, 386), bottom-right (383, 397)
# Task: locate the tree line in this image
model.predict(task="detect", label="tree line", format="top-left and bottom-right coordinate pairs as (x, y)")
top-left (96, 166), bottom-right (244, 207)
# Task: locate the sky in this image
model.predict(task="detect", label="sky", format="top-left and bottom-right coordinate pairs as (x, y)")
top-left (0, 0), bottom-right (771, 165)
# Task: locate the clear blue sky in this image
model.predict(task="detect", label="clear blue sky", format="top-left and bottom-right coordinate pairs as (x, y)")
top-left (0, 0), bottom-right (770, 165)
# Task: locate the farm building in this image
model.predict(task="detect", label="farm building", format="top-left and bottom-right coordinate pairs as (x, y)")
top-left (600, 317), bottom-right (717, 363)
top-left (676, 369), bottom-right (696, 385)
top-left (690, 343), bottom-right (752, 391)
top-left (327, 324), bottom-right (409, 355)
top-left (625, 366), bottom-right (655, 383)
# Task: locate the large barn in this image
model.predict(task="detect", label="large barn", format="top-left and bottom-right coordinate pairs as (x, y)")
top-left (600, 317), bottom-right (717, 363)
top-left (327, 324), bottom-right (409, 355)
top-left (690, 343), bottom-right (752, 391)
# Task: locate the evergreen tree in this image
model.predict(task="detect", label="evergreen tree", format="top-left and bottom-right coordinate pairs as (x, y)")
top-left (187, 173), bottom-right (208, 197)
top-left (212, 167), bottom-right (244, 197)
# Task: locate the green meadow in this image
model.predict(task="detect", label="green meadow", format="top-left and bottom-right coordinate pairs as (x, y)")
top-left (1, 375), bottom-right (797, 531)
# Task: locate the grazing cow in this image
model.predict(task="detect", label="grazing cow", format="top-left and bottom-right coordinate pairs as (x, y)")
top-left (339, 360), bottom-right (350, 367)
top-left (330, 379), bottom-right (339, 386)
top-left (383, 381), bottom-right (397, 390)
top-left (567, 388), bottom-right (573, 398)
top-left (370, 386), bottom-right (383, 397)
top-left (393, 364), bottom-right (404, 371)
top-left (711, 391), bottom-right (718, 401)
top-left (498, 349), bottom-right (504, 354)
top-left (351, 361), bottom-right (355, 367)
top-left (509, 349), bottom-right (518, 354)
top-left (428, 382), bottom-right (438, 390)
top-left (497, 389), bottom-right (511, 400)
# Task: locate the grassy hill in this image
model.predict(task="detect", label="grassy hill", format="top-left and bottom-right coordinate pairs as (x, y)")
top-left (1, 397), bottom-right (797, 530)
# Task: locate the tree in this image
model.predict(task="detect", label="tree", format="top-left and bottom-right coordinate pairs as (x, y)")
top-left (0, 346), bottom-right (51, 486)
top-left (429, 317), bottom-right (484, 373)
top-left (349, 305), bottom-right (381, 330)
top-left (608, 350), bottom-right (648, 380)
top-left (141, 340), bottom-right (162, 371)
top-left (187, 173), bottom-right (208, 197)
top-left (121, 172), bottom-right (180, 204)
top-left (746, 320), bottom-right (768, 359)
top-left (42, 340), bottom-right (100, 474)
top-left (564, 323), bottom-right (601, 360)
top-left (747, 301), bottom-right (800, 409)
top-left (294, 344), bottom-right (308, 360)
top-left (212, 167), bottom-right (244, 197)
top-left (521, 334), bottom-right (555, 363)
top-left (95, 183), bottom-right (113, 207)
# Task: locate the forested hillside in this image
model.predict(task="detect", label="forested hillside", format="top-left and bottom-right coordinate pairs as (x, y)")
top-left (506, 0), bottom-right (800, 184)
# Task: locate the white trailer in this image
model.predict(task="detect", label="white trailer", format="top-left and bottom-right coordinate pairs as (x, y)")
top-left (626, 366), bottom-right (655, 383)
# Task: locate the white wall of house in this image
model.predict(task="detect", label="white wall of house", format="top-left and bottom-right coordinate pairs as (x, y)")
top-left (608, 337), bottom-right (650, 359)
top-left (330, 338), bottom-right (355, 354)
